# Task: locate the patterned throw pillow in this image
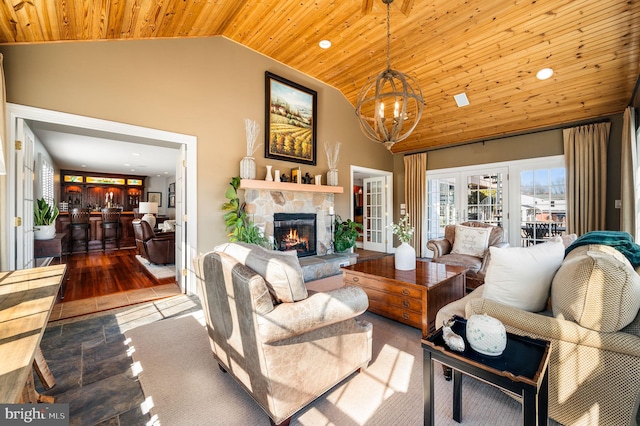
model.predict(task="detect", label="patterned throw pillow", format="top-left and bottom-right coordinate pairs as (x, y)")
top-left (451, 225), bottom-right (492, 257)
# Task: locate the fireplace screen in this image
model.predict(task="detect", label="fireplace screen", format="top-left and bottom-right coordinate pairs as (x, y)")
top-left (273, 213), bottom-right (317, 257)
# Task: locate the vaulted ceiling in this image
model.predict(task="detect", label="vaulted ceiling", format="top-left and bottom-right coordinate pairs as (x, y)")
top-left (0, 0), bottom-right (638, 154)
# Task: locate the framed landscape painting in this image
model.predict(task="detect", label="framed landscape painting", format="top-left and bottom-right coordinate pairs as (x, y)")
top-left (265, 72), bottom-right (317, 165)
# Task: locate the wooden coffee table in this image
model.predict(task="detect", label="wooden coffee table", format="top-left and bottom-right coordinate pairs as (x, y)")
top-left (342, 256), bottom-right (466, 336)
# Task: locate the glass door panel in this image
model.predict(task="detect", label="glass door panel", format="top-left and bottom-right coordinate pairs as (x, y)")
top-left (363, 176), bottom-right (386, 251)
top-left (520, 167), bottom-right (566, 246)
top-left (426, 176), bottom-right (457, 241)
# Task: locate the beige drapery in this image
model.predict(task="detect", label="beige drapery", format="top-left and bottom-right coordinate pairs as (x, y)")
top-left (620, 107), bottom-right (638, 240)
top-left (563, 122), bottom-right (610, 235)
top-left (404, 152), bottom-right (427, 257)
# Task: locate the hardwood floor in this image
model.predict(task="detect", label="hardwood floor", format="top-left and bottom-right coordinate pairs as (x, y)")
top-left (55, 248), bottom-right (176, 301)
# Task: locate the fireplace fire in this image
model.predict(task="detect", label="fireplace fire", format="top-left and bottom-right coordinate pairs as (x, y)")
top-left (274, 213), bottom-right (317, 257)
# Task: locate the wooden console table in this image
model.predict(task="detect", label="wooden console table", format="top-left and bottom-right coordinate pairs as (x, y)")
top-left (342, 257), bottom-right (466, 336)
top-left (34, 233), bottom-right (68, 263)
top-left (0, 264), bottom-right (66, 403)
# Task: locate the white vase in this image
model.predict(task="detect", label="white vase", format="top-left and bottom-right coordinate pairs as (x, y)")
top-left (265, 165), bottom-right (273, 181)
top-left (34, 224), bottom-right (56, 240)
top-left (240, 156), bottom-right (256, 180)
top-left (274, 170), bottom-right (281, 182)
top-left (395, 242), bottom-right (416, 270)
top-left (327, 168), bottom-right (338, 186)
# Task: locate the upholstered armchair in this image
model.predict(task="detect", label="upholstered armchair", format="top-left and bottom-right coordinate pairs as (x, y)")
top-left (194, 242), bottom-right (372, 426)
top-left (427, 221), bottom-right (507, 291)
top-left (132, 219), bottom-right (175, 265)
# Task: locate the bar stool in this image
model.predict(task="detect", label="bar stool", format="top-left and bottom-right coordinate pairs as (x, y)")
top-left (68, 208), bottom-right (91, 253)
top-left (101, 208), bottom-right (122, 250)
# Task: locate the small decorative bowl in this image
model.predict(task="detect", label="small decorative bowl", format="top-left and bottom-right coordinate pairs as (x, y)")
top-left (466, 314), bottom-right (507, 356)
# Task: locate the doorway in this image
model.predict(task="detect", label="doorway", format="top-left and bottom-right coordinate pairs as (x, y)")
top-left (4, 103), bottom-right (199, 295)
top-left (350, 165), bottom-right (393, 254)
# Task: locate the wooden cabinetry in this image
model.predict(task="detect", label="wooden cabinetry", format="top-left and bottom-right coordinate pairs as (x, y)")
top-left (60, 170), bottom-right (145, 211)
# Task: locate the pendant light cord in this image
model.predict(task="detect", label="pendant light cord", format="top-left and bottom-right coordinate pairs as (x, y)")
top-left (386, 1), bottom-right (391, 71)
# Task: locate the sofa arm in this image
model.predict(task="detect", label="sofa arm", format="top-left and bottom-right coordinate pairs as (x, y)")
top-left (258, 286), bottom-right (369, 343)
top-left (466, 298), bottom-right (640, 357)
top-left (477, 241), bottom-right (509, 275)
top-left (427, 239), bottom-right (452, 259)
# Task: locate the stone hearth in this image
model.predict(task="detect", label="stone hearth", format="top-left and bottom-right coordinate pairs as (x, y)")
top-left (243, 187), bottom-right (334, 255)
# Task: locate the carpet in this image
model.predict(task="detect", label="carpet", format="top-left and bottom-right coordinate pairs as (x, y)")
top-left (135, 254), bottom-right (176, 279)
top-left (125, 310), bottom-right (561, 426)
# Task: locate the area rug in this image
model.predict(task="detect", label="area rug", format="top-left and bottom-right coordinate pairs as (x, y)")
top-left (135, 254), bottom-right (176, 279)
top-left (126, 311), bottom-right (561, 426)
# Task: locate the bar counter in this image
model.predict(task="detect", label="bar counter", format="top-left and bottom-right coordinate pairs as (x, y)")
top-left (56, 211), bottom-right (138, 252)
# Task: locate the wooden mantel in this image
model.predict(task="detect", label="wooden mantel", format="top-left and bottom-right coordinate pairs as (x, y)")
top-left (240, 179), bottom-right (344, 194)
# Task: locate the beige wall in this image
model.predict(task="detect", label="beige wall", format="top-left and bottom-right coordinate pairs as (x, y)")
top-left (393, 113), bottom-right (624, 231)
top-left (0, 37), bottom-right (393, 253)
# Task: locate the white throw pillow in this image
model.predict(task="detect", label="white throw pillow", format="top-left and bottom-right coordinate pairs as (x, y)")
top-left (451, 225), bottom-right (492, 257)
top-left (483, 240), bottom-right (565, 312)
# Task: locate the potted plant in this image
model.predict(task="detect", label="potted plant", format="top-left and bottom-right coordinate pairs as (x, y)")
top-left (222, 177), bottom-right (273, 249)
top-left (333, 215), bottom-right (362, 253)
top-left (34, 198), bottom-right (59, 240)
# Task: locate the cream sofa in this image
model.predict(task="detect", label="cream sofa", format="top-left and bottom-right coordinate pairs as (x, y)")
top-left (194, 242), bottom-right (372, 426)
top-left (436, 243), bottom-right (640, 426)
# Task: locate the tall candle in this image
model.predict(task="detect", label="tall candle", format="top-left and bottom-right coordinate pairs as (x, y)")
top-left (329, 206), bottom-right (334, 215)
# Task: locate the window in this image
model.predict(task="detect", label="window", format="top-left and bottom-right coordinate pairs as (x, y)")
top-left (519, 167), bottom-right (566, 246)
top-left (38, 153), bottom-right (54, 205)
top-left (426, 156), bottom-right (565, 249)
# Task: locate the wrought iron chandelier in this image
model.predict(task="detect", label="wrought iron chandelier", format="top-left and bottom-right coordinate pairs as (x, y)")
top-left (355, 0), bottom-right (425, 151)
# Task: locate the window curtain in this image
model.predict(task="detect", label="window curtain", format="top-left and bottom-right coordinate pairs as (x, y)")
top-left (563, 122), bottom-right (610, 235)
top-left (404, 152), bottom-right (427, 257)
top-left (620, 107), bottom-right (638, 240)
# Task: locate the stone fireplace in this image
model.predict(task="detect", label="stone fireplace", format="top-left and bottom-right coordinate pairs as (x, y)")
top-left (242, 183), bottom-right (335, 255)
top-left (273, 213), bottom-right (317, 257)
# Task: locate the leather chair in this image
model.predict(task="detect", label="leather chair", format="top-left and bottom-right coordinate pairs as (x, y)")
top-left (101, 207), bottom-right (122, 250)
top-left (427, 221), bottom-right (507, 291)
top-left (132, 219), bottom-right (175, 265)
top-left (68, 208), bottom-right (91, 253)
top-left (194, 242), bottom-right (372, 426)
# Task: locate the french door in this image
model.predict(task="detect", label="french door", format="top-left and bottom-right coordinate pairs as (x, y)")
top-left (426, 167), bottom-right (508, 243)
top-left (362, 176), bottom-right (387, 251)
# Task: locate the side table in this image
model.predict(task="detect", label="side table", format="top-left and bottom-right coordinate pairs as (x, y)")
top-left (422, 316), bottom-right (551, 425)
top-left (34, 232), bottom-right (68, 264)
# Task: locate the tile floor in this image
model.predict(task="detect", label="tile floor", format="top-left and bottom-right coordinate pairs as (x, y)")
top-left (38, 294), bottom-right (202, 426)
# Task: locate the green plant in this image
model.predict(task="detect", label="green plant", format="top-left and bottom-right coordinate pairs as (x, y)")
top-left (334, 215), bottom-right (362, 253)
top-left (389, 214), bottom-right (414, 244)
top-left (34, 198), bottom-right (59, 226)
top-left (222, 177), bottom-right (273, 248)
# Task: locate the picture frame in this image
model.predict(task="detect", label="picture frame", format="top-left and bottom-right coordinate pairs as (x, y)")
top-left (291, 167), bottom-right (301, 184)
top-left (168, 182), bottom-right (175, 208)
top-left (147, 192), bottom-right (162, 207)
top-left (265, 72), bottom-right (317, 165)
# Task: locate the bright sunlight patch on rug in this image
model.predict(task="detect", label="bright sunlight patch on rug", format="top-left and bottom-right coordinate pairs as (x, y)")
top-left (135, 255), bottom-right (175, 279)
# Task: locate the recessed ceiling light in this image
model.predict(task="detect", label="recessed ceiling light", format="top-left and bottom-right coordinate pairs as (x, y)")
top-left (132, 153), bottom-right (140, 156)
top-left (319, 40), bottom-right (332, 49)
top-left (453, 93), bottom-right (470, 107)
top-left (536, 68), bottom-right (554, 80)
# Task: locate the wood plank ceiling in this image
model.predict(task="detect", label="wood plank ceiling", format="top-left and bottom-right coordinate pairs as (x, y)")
top-left (0, 0), bottom-right (638, 154)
